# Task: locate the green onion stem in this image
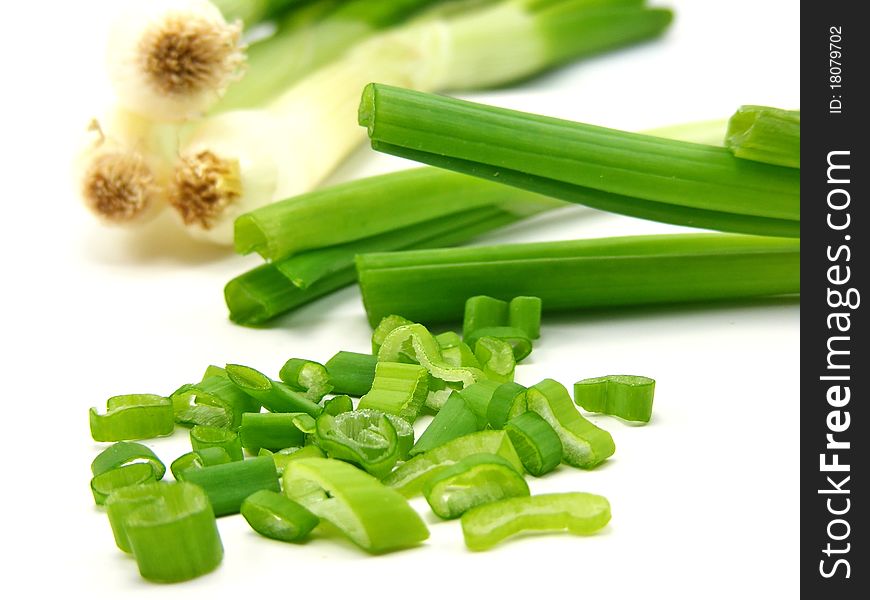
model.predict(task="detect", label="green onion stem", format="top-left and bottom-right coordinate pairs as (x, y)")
top-left (726, 105), bottom-right (800, 168)
top-left (359, 84), bottom-right (800, 236)
top-left (182, 455), bottom-right (281, 517)
top-left (355, 233), bottom-right (801, 326)
top-left (325, 351), bottom-right (378, 396)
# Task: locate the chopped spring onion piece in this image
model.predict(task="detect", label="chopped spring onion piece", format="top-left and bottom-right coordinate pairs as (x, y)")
top-left (463, 295), bottom-right (508, 339)
top-left (89, 394), bottom-right (174, 442)
top-left (457, 380), bottom-right (502, 426)
top-left (473, 337), bottom-right (517, 383)
top-left (106, 0), bottom-right (245, 121)
top-left (726, 106), bottom-right (800, 168)
top-left (356, 234), bottom-right (801, 325)
top-left (461, 492), bottom-right (611, 551)
top-left (190, 425), bottom-right (244, 462)
top-left (171, 368), bottom-right (259, 430)
top-left (226, 205), bottom-right (534, 325)
top-left (467, 327), bottom-right (533, 362)
top-left (464, 295), bottom-right (541, 344)
top-left (410, 391), bottom-right (482, 457)
top-left (91, 441), bottom-right (166, 480)
top-left (359, 84), bottom-right (800, 237)
top-left (226, 364), bottom-right (323, 416)
top-left (260, 445), bottom-right (325, 475)
top-left (527, 379), bottom-right (615, 469)
top-left (386, 413), bottom-right (416, 461)
top-left (325, 351), bottom-right (378, 396)
top-left (504, 411), bottom-right (563, 476)
top-left (283, 457), bottom-right (430, 553)
top-left (321, 394), bottom-right (354, 416)
top-left (315, 409), bottom-right (401, 478)
top-left (241, 489), bottom-right (320, 543)
top-left (239, 412), bottom-right (307, 451)
top-left (358, 362), bottom-right (429, 423)
top-left (279, 358), bottom-right (334, 401)
top-left (509, 296), bottom-right (542, 340)
top-left (436, 331), bottom-right (481, 370)
top-left (378, 323), bottom-right (485, 408)
top-left (182, 455), bottom-right (280, 517)
top-left (384, 430), bottom-right (524, 497)
top-left (574, 375), bottom-right (656, 423)
top-left (91, 462), bottom-right (157, 505)
top-left (486, 382), bottom-right (528, 430)
top-left (423, 453), bottom-right (529, 520)
top-left (106, 482), bottom-right (223, 582)
top-left (372, 315), bottom-right (414, 355)
top-left (179, 0), bottom-right (666, 244)
top-left (171, 447), bottom-right (232, 481)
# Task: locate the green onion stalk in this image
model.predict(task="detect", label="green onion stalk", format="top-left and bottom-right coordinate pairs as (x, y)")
top-left (169, 0), bottom-right (673, 243)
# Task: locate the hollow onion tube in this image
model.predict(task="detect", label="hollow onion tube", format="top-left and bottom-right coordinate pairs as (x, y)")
top-left (314, 409), bottom-right (402, 478)
top-left (574, 375), bottom-right (655, 422)
top-left (461, 492), bottom-right (611, 551)
top-left (279, 358), bottom-right (333, 401)
top-left (226, 364), bottom-right (323, 416)
top-left (410, 391), bottom-right (482, 456)
top-left (355, 233), bottom-right (801, 325)
top-left (726, 106), bottom-right (800, 168)
top-left (283, 457), bottom-right (430, 553)
top-left (190, 425), bottom-right (244, 462)
top-left (241, 489), bottom-right (320, 543)
top-left (325, 351), bottom-right (378, 396)
top-left (91, 463), bottom-right (158, 505)
top-left (89, 394), bottom-right (174, 442)
top-left (172, 0), bottom-right (672, 243)
top-left (91, 442), bottom-right (166, 480)
top-left (504, 411), bottom-right (563, 476)
top-left (182, 455), bottom-right (280, 516)
top-left (106, 482), bottom-right (223, 582)
top-left (226, 205), bottom-right (534, 325)
top-left (360, 84), bottom-right (800, 237)
top-left (357, 362), bottom-right (429, 423)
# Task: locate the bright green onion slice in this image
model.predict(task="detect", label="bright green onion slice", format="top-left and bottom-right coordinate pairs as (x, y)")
top-left (241, 489), bottom-right (320, 543)
top-left (91, 462), bottom-right (157, 505)
top-left (372, 315), bottom-right (414, 354)
top-left (226, 364), bottom-right (323, 416)
top-left (457, 380), bottom-right (502, 427)
top-left (283, 457), bottom-right (429, 554)
top-left (89, 394), bottom-right (174, 442)
top-left (358, 361), bottom-right (429, 423)
top-left (279, 358), bottom-right (334, 401)
top-left (436, 331), bottom-right (481, 369)
top-left (190, 425), bottom-right (244, 462)
top-left (473, 337), bottom-right (517, 383)
top-left (463, 295), bottom-right (508, 339)
top-left (726, 105), bottom-right (800, 168)
top-left (325, 351), bottom-right (378, 397)
top-left (574, 375), bottom-right (655, 422)
top-left (171, 447), bottom-right (232, 481)
top-left (423, 453), bottom-right (529, 520)
top-left (461, 492), bottom-right (611, 551)
top-left (182, 456), bottom-right (280, 517)
top-left (170, 368), bottom-right (259, 430)
top-left (91, 441), bottom-right (166, 480)
top-left (527, 379), bottom-right (615, 469)
top-left (320, 394), bottom-right (354, 416)
top-left (467, 327), bottom-right (532, 363)
top-left (356, 233), bottom-right (801, 325)
top-left (314, 409), bottom-right (401, 478)
top-left (509, 296), bottom-right (542, 339)
top-left (411, 391), bottom-right (482, 456)
top-left (259, 446), bottom-right (325, 475)
top-left (504, 411), bottom-right (563, 476)
top-left (486, 382), bottom-right (528, 430)
top-left (360, 84), bottom-right (800, 235)
top-left (384, 430), bottom-right (524, 497)
top-left (106, 482), bottom-right (223, 582)
top-left (239, 412), bottom-right (307, 451)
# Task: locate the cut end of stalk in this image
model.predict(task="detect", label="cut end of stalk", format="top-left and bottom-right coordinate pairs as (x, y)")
top-left (358, 83), bottom-right (376, 132)
top-left (82, 151), bottom-right (162, 224)
top-left (170, 151), bottom-right (242, 229)
top-left (138, 14), bottom-right (245, 97)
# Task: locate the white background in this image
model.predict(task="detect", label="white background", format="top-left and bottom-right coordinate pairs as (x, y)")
top-left (1, 1), bottom-right (799, 597)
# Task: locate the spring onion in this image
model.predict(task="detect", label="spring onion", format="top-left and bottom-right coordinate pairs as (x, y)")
top-left (321, 394), bottom-right (354, 416)
top-left (260, 445), bottom-right (325, 474)
top-left (106, 0), bottom-right (245, 122)
top-left (574, 375), bottom-right (656, 422)
top-left (372, 315), bottom-right (414, 355)
top-left (474, 337), bottom-right (517, 383)
top-left (171, 367), bottom-right (259, 429)
top-left (437, 331), bottom-right (481, 370)
top-left (457, 380), bottom-right (502, 425)
top-left (504, 411), bottom-right (563, 476)
top-left (314, 409), bottom-right (401, 477)
top-left (190, 425), bottom-right (244, 462)
top-left (283, 457), bottom-right (430, 553)
top-left (461, 492), bottom-right (611, 550)
top-left (357, 361), bottom-right (429, 422)
top-left (410, 391), bottom-right (482, 456)
top-left (170, 447), bottom-right (232, 481)
top-left (725, 106), bottom-right (800, 168)
top-left (384, 430), bottom-right (523, 497)
top-left (90, 394), bottom-right (174, 442)
top-left (91, 441), bottom-right (166, 480)
top-left (279, 358), bottom-right (334, 401)
top-left (239, 412), bottom-right (308, 451)
top-left (173, 0), bottom-right (671, 243)
top-left (91, 463), bottom-right (158, 506)
top-left (241, 489), bottom-right (320, 543)
top-left (360, 84), bottom-right (800, 237)
top-left (325, 351), bottom-right (378, 396)
top-left (356, 233), bottom-right (801, 325)
top-left (183, 455), bottom-right (280, 517)
top-left (226, 363), bottom-right (323, 416)
top-left (486, 382), bottom-right (528, 429)
top-left (106, 482), bottom-right (224, 582)
top-left (423, 453), bottom-right (529, 519)
top-left (527, 379), bottom-right (615, 469)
